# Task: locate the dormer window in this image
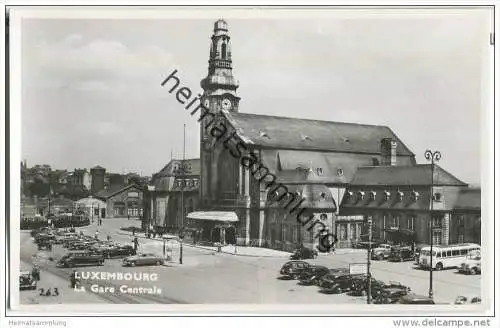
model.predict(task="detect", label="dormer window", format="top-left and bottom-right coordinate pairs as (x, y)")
top-left (358, 191), bottom-right (365, 200)
top-left (316, 168), bottom-right (324, 176)
top-left (302, 135), bottom-right (312, 141)
top-left (433, 193), bottom-right (442, 202)
top-left (411, 190), bottom-right (420, 201)
top-left (346, 191), bottom-right (353, 201)
top-left (320, 192), bottom-right (327, 200)
top-left (259, 131), bottom-right (269, 138)
top-left (337, 168), bottom-right (344, 177)
top-left (397, 191), bottom-right (404, 201)
top-left (343, 137), bottom-right (350, 143)
top-left (383, 191), bottom-right (391, 201)
top-left (369, 191), bottom-right (376, 201)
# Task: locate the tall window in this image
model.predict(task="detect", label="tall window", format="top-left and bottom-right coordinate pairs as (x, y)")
top-left (350, 224), bottom-right (356, 240)
top-left (407, 216), bottom-right (415, 230)
top-left (390, 215), bottom-right (399, 228)
top-left (432, 230), bottom-right (442, 245)
top-left (339, 224), bottom-right (347, 241)
top-left (221, 43), bottom-right (227, 59)
top-left (457, 215), bottom-right (465, 244)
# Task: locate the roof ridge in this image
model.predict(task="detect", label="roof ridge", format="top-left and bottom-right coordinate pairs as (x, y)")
top-left (228, 112), bottom-right (390, 129)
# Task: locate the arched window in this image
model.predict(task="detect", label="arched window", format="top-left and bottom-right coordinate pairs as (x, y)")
top-left (221, 43), bottom-right (227, 59)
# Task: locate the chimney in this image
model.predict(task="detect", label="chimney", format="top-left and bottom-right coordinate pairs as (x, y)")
top-left (381, 138), bottom-right (398, 166)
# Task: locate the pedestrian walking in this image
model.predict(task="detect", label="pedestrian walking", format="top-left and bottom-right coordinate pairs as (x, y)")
top-left (133, 237), bottom-right (139, 253)
top-left (132, 227), bottom-right (136, 236)
top-left (31, 264), bottom-right (40, 282)
top-left (94, 230), bottom-right (99, 240)
top-left (70, 270), bottom-right (77, 289)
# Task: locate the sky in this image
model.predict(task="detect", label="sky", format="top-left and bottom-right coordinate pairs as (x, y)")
top-left (19, 8), bottom-right (492, 184)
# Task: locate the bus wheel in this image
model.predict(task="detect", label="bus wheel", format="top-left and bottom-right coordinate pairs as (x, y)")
top-left (435, 263), bottom-right (443, 271)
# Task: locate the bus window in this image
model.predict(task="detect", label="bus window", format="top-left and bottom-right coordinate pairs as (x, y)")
top-left (436, 252), bottom-right (441, 258)
top-left (460, 249), bottom-right (467, 255)
top-left (446, 250), bottom-right (452, 257)
top-left (452, 250), bottom-right (459, 256)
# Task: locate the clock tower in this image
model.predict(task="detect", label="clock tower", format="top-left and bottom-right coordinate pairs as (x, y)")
top-left (200, 19), bottom-right (240, 113)
top-left (200, 19), bottom-right (241, 205)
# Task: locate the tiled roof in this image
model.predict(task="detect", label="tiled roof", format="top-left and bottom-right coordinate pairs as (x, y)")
top-left (155, 158), bottom-right (201, 178)
top-left (349, 164), bottom-right (467, 186)
top-left (224, 111), bottom-right (414, 156)
top-left (453, 188), bottom-right (481, 211)
top-left (93, 184), bottom-right (142, 199)
top-left (260, 149), bottom-right (367, 184)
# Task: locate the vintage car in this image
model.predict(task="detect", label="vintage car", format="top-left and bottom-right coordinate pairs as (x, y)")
top-left (397, 294), bottom-right (435, 304)
top-left (319, 274), bottom-right (362, 294)
top-left (388, 246), bottom-right (415, 262)
top-left (349, 277), bottom-right (388, 297)
top-left (371, 244), bottom-right (393, 260)
top-left (316, 269), bottom-right (351, 288)
top-left (94, 244), bottom-right (136, 258)
top-left (37, 239), bottom-right (53, 251)
top-left (35, 233), bottom-right (56, 244)
top-left (122, 253), bottom-right (164, 267)
top-left (278, 261), bottom-right (311, 279)
top-left (297, 265), bottom-right (330, 285)
top-left (53, 232), bottom-right (78, 244)
top-left (458, 252), bottom-right (481, 275)
top-left (69, 240), bottom-right (98, 251)
top-left (373, 287), bottom-right (410, 304)
top-left (19, 271), bottom-right (37, 290)
top-left (290, 246), bottom-right (318, 260)
top-left (56, 250), bottom-right (105, 268)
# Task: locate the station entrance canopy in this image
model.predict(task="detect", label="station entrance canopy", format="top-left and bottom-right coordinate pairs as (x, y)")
top-left (186, 211), bottom-right (238, 222)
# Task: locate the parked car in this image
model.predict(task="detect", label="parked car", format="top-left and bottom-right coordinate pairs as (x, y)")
top-left (56, 251), bottom-right (105, 268)
top-left (388, 246), bottom-right (415, 262)
top-left (349, 276), bottom-right (387, 297)
top-left (95, 244), bottom-right (136, 258)
top-left (373, 287), bottom-right (410, 304)
top-left (397, 294), bottom-right (435, 304)
top-left (19, 271), bottom-right (37, 290)
top-left (317, 269), bottom-right (350, 288)
top-left (278, 261), bottom-right (311, 279)
top-left (123, 253), bottom-right (164, 267)
top-left (37, 239), bottom-right (53, 251)
top-left (297, 265), bottom-right (330, 285)
top-left (371, 244), bottom-right (393, 260)
top-left (319, 274), bottom-right (361, 294)
top-left (290, 246), bottom-right (318, 260)
top-left (35, 233), bottom-right (56, 244)
top-left (471, 297), bottom-right (481, 304)
top-left (458, 252), bottom-right (481, 275)
top-left (54, 232), bottom-right (78, 244)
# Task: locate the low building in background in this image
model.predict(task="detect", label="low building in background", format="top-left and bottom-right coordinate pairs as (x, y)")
top-left (94, 184), bottom-right (145, 219)
top-left (144, 158), bottom-right (200, 233)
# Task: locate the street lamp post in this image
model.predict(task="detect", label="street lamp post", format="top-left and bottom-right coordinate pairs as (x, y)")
top-left (174, 124), bottom-right (190, 265)
top-left (424, 149), bottom-right (441, 300)
top-left (367, 217), bottom-right (373, 304)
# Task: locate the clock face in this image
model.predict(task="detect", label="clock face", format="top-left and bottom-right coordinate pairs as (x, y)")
top-left (221, 98), bottom-right (232, 110)
top-left (203, 99), bottom-right (210, 109)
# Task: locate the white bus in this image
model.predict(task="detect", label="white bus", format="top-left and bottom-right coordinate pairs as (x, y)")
top-left (418, 243), bottom-right (481, 271)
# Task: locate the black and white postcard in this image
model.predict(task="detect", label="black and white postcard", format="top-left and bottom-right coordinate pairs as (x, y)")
top-left (3, 3), bottom-right (497, 325)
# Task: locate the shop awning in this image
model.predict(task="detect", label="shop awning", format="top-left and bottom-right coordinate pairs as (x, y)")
top-left (186, 211), bottom-right (238, 222)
